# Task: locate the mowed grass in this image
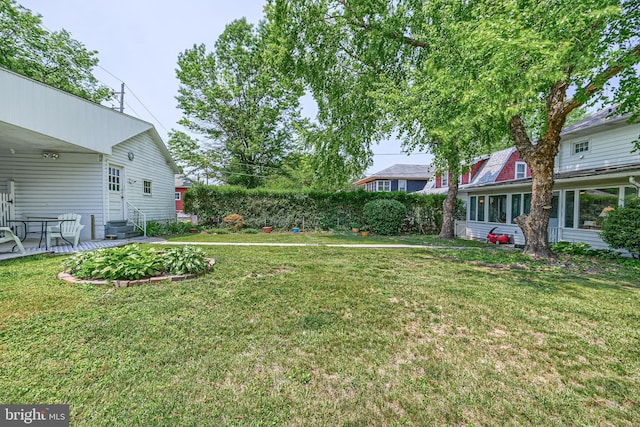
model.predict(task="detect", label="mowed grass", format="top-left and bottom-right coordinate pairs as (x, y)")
top-left (1, 243), bottom-right (639, 426)
top-left (168, 230), bottom-right (488, 247)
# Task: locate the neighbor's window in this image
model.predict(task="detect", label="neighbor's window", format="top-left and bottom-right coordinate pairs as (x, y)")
top-left (515, 162), bottom-right (527, 179)
top-left (578, 187), bottom-right (618, 229)
top-left (510, 193), bottom-right (532, 223)
top-left (175, 192), bottom-right (181, 200)
top-left (488, 195), bottom-right (507, 223)
top-left (477, 196), bottom-right (485, 222)
top-left (573, 141), bottom-right (589, 155)
top-left (108, 167), bottom-right (120, 191)
top-left (469, 196), bottom-right (477, 221)
top-left (523, 193), bottom-right (532, 215)
top-left (143, 180), bottom-right (152, 195)
top-left (624, 186), bottom-right (637, 202)
top-left (375, 180), bottom-right (391, 192)
top-left (441, 172), bottom-right (448, 187)
top-left (511, 194), bottom-right (522, 224)
top-left (564, 191), bottom-right (575, 228)
top-left (398, 179), bottom-right (407, 192)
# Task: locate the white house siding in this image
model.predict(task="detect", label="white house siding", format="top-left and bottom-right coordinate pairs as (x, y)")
top-left (0, 152), bottom-right (103, 240)
top-left (558, 124), bottom-right (640, 173)
top-left (109, 132), bottom-right (176, 222)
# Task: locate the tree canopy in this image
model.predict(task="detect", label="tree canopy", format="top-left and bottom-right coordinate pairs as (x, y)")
top-left (172, 18), bottom-right (307, 189)
top-left (0, 0), bottom-right (110, 102)
top-left (269, 0), bottom-right (640, 256)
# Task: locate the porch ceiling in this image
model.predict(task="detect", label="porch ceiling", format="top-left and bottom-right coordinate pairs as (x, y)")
top-left (0, 121), bottom-right (99, 155)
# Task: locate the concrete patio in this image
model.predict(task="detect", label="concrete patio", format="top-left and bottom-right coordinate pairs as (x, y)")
top-left (0, 236), bottom-right (166, 261)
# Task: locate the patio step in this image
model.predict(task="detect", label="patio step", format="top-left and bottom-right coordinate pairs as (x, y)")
top-left (105, 221), bottom-right (141, 239)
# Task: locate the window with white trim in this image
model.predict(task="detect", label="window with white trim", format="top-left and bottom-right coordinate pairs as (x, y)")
top-left (108, 167), bottom-right (120, 191)
top-left (468, 195), bottom-right (486, 221)
top-left (143, 180), bottom-right (152, 195)
top-left (441, 171), bottom-right (448, 187)
top-left (398, 180), bottom-right (407, 192)
top-left (175, 192), bottom-right (181, 200)
top-left (573, 141), bottom-right (589, 155)
top-left (375, 180), bottom-right (391, 192)
top-left (515, 162), bottom-right (527, 179)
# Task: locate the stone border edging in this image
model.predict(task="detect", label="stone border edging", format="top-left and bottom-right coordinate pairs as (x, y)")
top-left (57, 258), bottom-right (215, 287)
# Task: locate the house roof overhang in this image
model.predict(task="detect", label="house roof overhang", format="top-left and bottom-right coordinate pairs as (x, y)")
top-left (0, 67), bottom-right (178, 172)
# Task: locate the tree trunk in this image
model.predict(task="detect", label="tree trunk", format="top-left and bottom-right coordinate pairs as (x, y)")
top-left (508, 83), bottom-right (571, 259)
top-left (438, 175), bottom-right (459, 239)
top-left (513, 160), bottom-right (556, 258)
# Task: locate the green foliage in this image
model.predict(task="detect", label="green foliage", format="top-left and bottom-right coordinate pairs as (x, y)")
top-left (0, 0), bottom-right (110, 101)
top-left (146, 220), bottom-right (193, 237)
top-left (65, 245), bottom-right (162, 280)
top-left (185, 185), bottom-right (445, 234)
top-left (64, 244), bottom-right (209, 280)
top-left (240, 228), bottom-right (260, 234)
top-left (550, 241), bottom-right (593, 256)
top-left (269, 0), bottom-right (640, 257)
top-left (550, 241), bottom-right (622, 259)
top-left (363, 199), bottom-right (407, 235)
top-left (173, 18), bottom-right (307, 188)
top-left (601, 198), bottom-right (640, 259)
top-left (161, 246), bottom-right (209, 276)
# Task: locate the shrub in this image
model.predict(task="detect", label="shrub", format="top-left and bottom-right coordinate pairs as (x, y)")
top-left (601, 197), bottom-right (640, 259)
top-left (146, 220), bottom-right (192, 237)
top-left (363, 199), bottom-right (407, 235)
top-left (223, 213), bottom-right (245, 231)
top-left (162, 246), bottom-right (209, 275)
top-left (64, 244), bottom-right (209, 281)
top-left (551, 241), bottom-right (592, 256)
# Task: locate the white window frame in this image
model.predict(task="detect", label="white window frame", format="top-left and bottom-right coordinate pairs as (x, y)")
top-left (573, 140), bottom-right (589, 155)
top-left (375, 180), bottom-right (391, 192)
top-left (515, 162), bottom-right (527, 179)
top-left (398, 179), bottom-right (407, 192)
top-left (143, 180), bottom-right (152, 195)
top-left (441, 171), bottom-right (448, 187)
top-left (108, 167), bottom-right (121, 192)
top-left (175, 192), bottom-right (181, 201)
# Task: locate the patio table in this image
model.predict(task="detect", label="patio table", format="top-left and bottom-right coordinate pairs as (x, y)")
top-left (7, 217), bottom-right (75, 250)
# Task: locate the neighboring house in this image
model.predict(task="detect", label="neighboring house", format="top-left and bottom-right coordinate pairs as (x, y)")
top-left (456, 108), bottom-right (640, 249)
top-left (0, 67), bottom-right (179, 241)
top-left (421, 147), bottom-right (532, 195)
top-left (354, 164), bottom-right (434, 193)
top-left (175, 175), bottom-right (194, 213)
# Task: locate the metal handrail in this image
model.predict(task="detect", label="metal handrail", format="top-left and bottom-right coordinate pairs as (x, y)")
top-left (126, 202), bottom-right (147, 236)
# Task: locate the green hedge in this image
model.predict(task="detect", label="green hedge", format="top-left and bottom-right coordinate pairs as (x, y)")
top-left (184, 185), bottom-right (446, 234)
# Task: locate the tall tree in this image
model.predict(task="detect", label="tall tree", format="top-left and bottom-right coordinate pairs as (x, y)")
top-left (270, 0), bottom-right (640, 255)
top-left (268, 0), bottom-right (505, 238)
top-left (0, 0), bottom-right (110, 102)
top-left (173, 19), bottom-right (306, 188)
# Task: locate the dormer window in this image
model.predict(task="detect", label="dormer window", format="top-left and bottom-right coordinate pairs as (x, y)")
top-left (515, 162), bottom-right (527, 179)
top-left (573, 141), bottom-right (589, 155)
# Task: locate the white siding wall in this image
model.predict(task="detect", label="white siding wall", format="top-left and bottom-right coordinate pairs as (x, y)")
top-left (109, 133), bottom-right (176, 222)
top-left (557, 229), bottom-right (608, 250)
top-left (0, 152), bottom-right (103, 240)
top-left (558, 124), bottom-right (640, 173)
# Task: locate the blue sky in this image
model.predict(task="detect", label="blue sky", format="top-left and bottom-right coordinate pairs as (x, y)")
top-left (18, 0), bottom-right (431, 175)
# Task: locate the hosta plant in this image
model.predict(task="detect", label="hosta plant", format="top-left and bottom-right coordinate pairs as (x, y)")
top-left (64, 244), bottom-right (210, 280)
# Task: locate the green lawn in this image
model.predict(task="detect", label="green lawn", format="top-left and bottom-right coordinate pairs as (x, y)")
top-left (169, 230), bottom-right (489, 247)
top-left (1, 240), bottom-right (639, 425)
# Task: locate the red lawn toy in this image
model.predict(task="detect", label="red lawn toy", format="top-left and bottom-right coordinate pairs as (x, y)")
top-left (487, 227), bottom-right (510, 244)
